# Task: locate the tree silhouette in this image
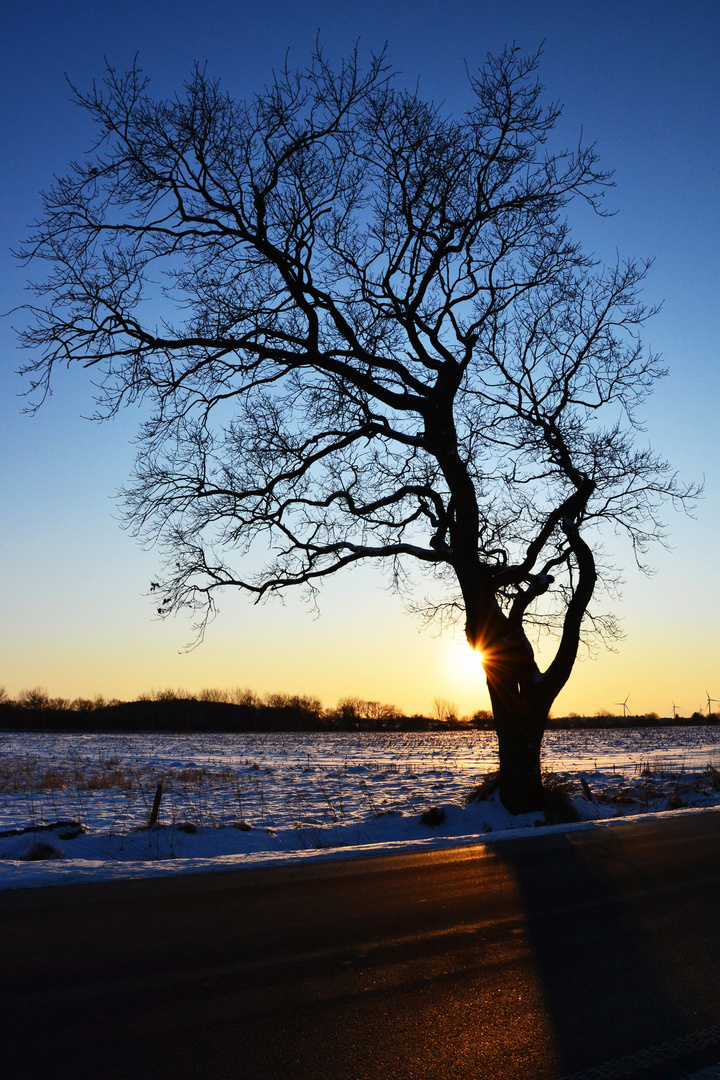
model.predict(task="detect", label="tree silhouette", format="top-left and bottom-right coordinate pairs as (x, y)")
top-left (16, 46), bottom-right (696, 812)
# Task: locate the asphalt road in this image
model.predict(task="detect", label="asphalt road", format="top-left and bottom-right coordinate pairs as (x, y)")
top-left (2, 811), bottom-right (720, 1079)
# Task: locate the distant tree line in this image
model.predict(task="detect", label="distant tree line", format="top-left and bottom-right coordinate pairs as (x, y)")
top-left (548, 711), bottom-right (718, 729)
top-left (0, 686), bottom-right (716, 733)
top-left (0, 686), bottom-right (444, 732)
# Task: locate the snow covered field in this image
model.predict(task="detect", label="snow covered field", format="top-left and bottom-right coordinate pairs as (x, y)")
top-left (2, 727), bottom-right (720, 890)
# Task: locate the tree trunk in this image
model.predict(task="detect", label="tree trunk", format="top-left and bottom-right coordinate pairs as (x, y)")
top-left (465, 590), bottom-right (551, 814)
top-left (492, 705), bottom-right (546, 815)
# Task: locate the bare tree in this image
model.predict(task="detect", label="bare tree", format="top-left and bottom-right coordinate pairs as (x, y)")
top-left (432, 698), bottom-right (459, 725)
top-left (16, 45), bottom-right (697, 812)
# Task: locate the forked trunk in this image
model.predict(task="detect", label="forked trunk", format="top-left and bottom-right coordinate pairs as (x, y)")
top-left (492, 703), bottom-right (547, 815)
top-left (465, 587), bottom-right (555, 814)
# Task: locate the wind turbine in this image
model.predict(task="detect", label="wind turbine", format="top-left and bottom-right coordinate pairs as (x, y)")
top-left (706, 691), bottom-right (720, 718)
top-left (614, 694), bottom-right (630, 718)
top-left (672, 701), bottom-right (679, 720)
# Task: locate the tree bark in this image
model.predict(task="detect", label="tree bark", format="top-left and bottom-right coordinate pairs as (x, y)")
top-left (491, 700), bottom-right (547, 815)
top-left (470, 604), bottom-right (548, 815)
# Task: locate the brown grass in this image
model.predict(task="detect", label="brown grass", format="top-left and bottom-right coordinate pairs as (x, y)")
top-left (84, 769), bottom-right (135, 791)
top-left (465, 771), bottom-right (500, 803)
top-left (37, 768), bottom-right (67, 790)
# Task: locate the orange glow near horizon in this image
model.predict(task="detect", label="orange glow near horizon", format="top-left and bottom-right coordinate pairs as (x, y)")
top-left (445, 639), bottom-right (488, 704)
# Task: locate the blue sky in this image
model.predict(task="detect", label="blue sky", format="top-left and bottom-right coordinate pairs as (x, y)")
top-left (1, 0), bottom-right (718, 716)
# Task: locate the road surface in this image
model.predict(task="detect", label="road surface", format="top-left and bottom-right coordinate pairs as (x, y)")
top-left (2, 810), bottom-right (720, 1078)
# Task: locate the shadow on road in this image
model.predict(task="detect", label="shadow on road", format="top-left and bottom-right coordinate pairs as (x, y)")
top-left (493, 819), bottom-right (720, 1076)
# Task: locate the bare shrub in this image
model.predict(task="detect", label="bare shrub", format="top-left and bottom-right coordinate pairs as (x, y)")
top-left (230, 687), bottom-right (262, 708)
top-left (432, 698), bottom-right (459, 724)
top-left (198, 687), bottom-right (229, 703)
top-left (17, 687), bottom-right (52, 709)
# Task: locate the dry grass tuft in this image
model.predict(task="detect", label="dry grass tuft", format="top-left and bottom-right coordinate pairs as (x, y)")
top-left (541, 773), bottom-right (584, 824)
top-left (176, 768), bottom-right (206, 783)
top-left (420, 806), bottom-right (446, 827)
top-left (18, 840), bottom-right (65, 861)
top-left (466, 771), bottom-right (500, 803)
top-left (84, 769), bottom-right (135, 791)
top-left (37, 768), bottom-right (67, 790)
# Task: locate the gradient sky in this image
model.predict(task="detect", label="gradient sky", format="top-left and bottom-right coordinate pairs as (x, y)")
top-left (1, 0), bottom-right (718, 718)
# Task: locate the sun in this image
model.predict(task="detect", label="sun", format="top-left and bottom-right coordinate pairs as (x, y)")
top-left (446, 639), bottom-right (487, 688)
